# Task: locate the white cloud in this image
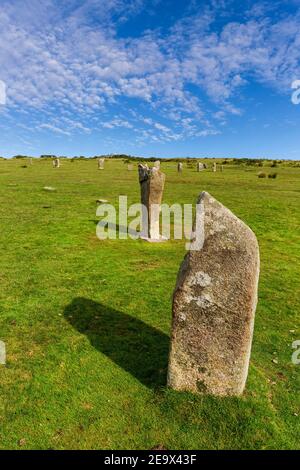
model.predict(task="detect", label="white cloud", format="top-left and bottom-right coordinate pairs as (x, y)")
top-left (1, 1), bottom-right (300, 147)
top-left (154, 123), bottom-right (171, 133)
top-left (102, 118), bottom-right (133, 129)
top-left (39, 123), bottom-right (71, 136)
top-left (196, 129), bottom-right (221, 137)
top-left (0, 80), bottom-right (6, 104)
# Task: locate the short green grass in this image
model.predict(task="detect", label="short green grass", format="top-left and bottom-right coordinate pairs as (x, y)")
top-left (0, 158), bottom-right (299, 449)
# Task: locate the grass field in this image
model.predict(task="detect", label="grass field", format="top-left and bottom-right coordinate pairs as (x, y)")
top-left (0, 157), bottom-right (299, 450)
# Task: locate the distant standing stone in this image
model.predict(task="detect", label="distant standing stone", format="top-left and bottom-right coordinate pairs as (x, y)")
top-left (197, 162), bottom-right (204, 172)
top-left (212, 162), bottom-right (217, 172)
top-left (96, 198), bottom-right (108, 204)
top-left (177, 162), bottom-right (183, 173)
top-left (53, 158), bottom-right (60, 168)
top-left (138, 164), bottom-right (166, 241)
top-left (0, 340), bottom-right (6, 365)
top-left (168, 191), bottom-right (260, 396)
top-left (98, 158), bottom-right (105, 170)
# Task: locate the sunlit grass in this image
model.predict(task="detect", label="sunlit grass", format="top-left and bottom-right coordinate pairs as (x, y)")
top-left (0, 157), bottom-right (299, 449)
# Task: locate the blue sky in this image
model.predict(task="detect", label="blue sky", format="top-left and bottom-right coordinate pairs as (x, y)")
top-left (1, 0), bottom-right (300, 159)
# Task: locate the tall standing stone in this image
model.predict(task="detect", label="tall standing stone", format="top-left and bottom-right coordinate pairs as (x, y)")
top-left (138, 164), bottom-right (166, 241)
top-left (168, 192), bottom-right (260, 396)
top-left (98, 158), bottom-right (105, 170)
top-left (213, 162), bottom-right (217, 172)
top-left (0, 340), bottom-right (6, 365)
top-left (53, 158), bottom-right (60, 168)
top-left (197, 162), bottom-right (204, 172)
top-left (177, 162), bottom-right (183, 173)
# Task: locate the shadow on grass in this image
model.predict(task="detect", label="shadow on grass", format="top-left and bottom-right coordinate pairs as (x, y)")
top-left (90, 220), bottom-right (140, 237)
top-left (64, 297), bottom-right (169, 389)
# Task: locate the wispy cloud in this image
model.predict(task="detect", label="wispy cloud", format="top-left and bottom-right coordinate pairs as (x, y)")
top-left (39, 123), bottom-right (71, 136)
top-left (102, 118), bottom-right (133, 129)
top-left (1, 0), bottom-right (300, 153)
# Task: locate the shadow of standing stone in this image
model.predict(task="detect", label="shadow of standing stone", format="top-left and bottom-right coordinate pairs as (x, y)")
top-left (64, 297), bottom-right (169, 389)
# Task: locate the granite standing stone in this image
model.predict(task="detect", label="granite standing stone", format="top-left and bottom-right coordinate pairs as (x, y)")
top-left (138, 164), bottom-right (166, 240)
top-left (168, 191), bottom-right (260, 396)
top-left (197, 162), bottom-right (204, 172)
top-left (98, 158), bottom-right (105, 170)
top-left (178, 162), bottom-right (183, 173)
top-left (0, 340), bottom-right (5, 365)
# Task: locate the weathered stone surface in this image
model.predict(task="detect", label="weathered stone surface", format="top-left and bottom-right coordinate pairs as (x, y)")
top-left (53, 158), bottom-right (60, 168)
top-left (154, 160), bottom-right (160, 169)
top-left (168, 191), bottom-right (260, 396)
top-left (197, 162), bottom-right (204, 172)
top-left (177, 162), bottom-right (183, 173)
top-left (98, 158), bottom-right (105, 170)
top-left (213, 162), bottom-right (217, 172)
top-left (0, 340), bottom-right (5, 365)
top-left (138, 164), bottom-right (165, 240)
